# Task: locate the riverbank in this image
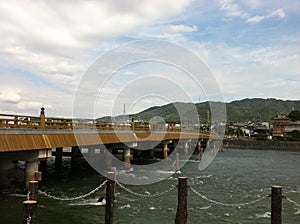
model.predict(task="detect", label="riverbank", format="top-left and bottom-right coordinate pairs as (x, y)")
top-left (223, 138), bottom-right (300, 151)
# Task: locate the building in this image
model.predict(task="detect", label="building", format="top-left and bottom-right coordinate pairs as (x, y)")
top-left (272, 116), bottom-right (300, 138)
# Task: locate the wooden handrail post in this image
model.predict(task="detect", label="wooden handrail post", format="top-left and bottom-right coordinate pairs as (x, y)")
top-left (105, 172), bottom-right (116, 224)
top-left (175, 176), bottom-right (188, 224)
top-left (39, 107), bottom-right (45, 129)
top-left (14, 116), bottom-right (18, 128)
top-left (131, 118), bottom-right (135, 131)
top-left (271, 185), bottom-right (282, 224)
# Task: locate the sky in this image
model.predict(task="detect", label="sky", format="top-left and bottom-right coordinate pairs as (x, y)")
top-left (0, 0), bottom-right (299, 118)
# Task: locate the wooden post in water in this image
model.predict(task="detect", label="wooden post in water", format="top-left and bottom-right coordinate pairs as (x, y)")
top-left (197, 141), bottom-right (203, 161)
top-left (105, 172), bottom-right (116, 224)
top-left (23, 200), bottom-right (37, 224)
top-left (55, 147), bottom-right (63, 172)
top-left (271, 186), bottom-right (282, 224)
top-left (175, 176), bottom-right (188, 224)
top-left (176, 153), bottom-right (180, 172)
top-left (71, 146), bottom-right (81, 170)
top-left (28, 181), bottom-right (39, 201)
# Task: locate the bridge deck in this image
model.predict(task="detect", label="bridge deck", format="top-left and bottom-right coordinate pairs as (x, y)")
top-left (0, 113), bottom-right (211, 152)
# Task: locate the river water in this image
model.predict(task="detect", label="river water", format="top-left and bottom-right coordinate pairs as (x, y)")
top-left (1, 148), bottom-right (300, 223)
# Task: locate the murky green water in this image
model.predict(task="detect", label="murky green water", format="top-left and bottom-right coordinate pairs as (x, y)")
top-left (1, 148), bottom-right (300, 223)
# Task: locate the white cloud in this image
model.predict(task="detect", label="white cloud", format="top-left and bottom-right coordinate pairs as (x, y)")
top-left (16, 101), bottom-right (46, 110)
top-left (219, 0), bottom-right (286, 24)
top-left (0, 0), bottom-right (192, 116)
top-left (270, 8), bottom-right (286, 19)
top-left (219, 0), bottom-right (249, 18)
top-left (0, 1), bottom-right (192, 52)
top-left (207, 43), bottom-right (300, 100)
top-left (246, 15), bottom-right (265, 24)
top-left (0, 72), bottom-right (74, 116)
top-left (242, 0), bottom-right (263, 9)
top-left (247, 8), bottom-right (286, 24)
top-left (0, 0), bottom-right (298, 117)
top-left (0, 89), bottom-right (21, 103)
top-left (166, 24), bottom-right (198, 33)
top-left (0, 0), bottom-right (192, 70)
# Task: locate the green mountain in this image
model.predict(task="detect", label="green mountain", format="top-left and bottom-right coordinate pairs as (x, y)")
top-left (100, 98), bottom-right (300, 123)
top-left (226, 98), bottom-right (300, 122)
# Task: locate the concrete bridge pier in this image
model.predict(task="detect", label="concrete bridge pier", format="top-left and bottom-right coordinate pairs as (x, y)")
top-left (25, 149), bottom-right (51, 189)
top-left (123, 148), bottom-right (131, 169)
top-left (197, 140), bottom-right (204, 161)
top-left (120, 144), bottom-right (136, 169)
top-left (163, 143), bottom-right (169, 159)
top-left (184, 141), bottom-right (190, 155)
top-left (25, 160), bottom-right (39, 190)
top-left (161, 140), bottom-right (172, 159)
top-left (0, 149), bottom-right (51, 190)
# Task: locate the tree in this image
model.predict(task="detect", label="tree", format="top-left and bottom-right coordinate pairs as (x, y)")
top-left (288, 110), bottom-right (300, 121)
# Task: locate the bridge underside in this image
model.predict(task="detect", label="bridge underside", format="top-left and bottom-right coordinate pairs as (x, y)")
top-left (0, 129), bottom-right (212, 191)
top-left (0, 130), bottom-right (209, 152)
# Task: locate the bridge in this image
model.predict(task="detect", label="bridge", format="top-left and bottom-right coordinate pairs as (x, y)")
top-left (0, 108), bottom-right (213, 190)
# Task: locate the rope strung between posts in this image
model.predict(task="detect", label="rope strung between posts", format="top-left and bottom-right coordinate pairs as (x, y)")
top-left (286, 197), bottom-right (300, 208)
top-left (116, 179), bottom-right (177, 198)
top-left (283, 188), bottom-right (300, 208)
top-left (189, 186), bottom-right (268, 207)
top-left (38, 180), bottom-right (107, 201)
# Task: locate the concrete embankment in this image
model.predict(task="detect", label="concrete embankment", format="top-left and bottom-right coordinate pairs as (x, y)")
top-left (223, 139), bottom-right (300, 151)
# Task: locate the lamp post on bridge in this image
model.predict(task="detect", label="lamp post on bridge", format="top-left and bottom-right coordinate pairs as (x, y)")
top-left (40, 107), bottom-right (45, 129)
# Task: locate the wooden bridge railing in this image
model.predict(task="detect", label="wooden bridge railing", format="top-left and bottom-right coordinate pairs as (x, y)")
top-left (0, 113), bottom-right (204, 133)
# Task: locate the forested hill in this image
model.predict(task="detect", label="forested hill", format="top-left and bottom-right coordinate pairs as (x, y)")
top-left (225, 98), bottom-right (300, 122)
top-left (101, 98), bottom-right (300, 123)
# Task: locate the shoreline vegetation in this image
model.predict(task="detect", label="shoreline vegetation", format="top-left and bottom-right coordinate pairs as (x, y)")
top-left (223, 138), bottom-right (300, 151)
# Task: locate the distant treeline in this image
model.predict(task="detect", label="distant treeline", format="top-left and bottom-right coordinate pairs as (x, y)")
top-left (99, 98), bottom-right (300, 123)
